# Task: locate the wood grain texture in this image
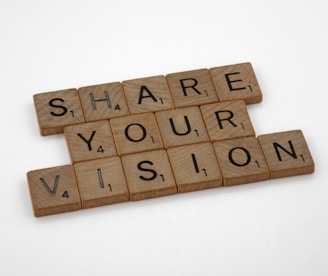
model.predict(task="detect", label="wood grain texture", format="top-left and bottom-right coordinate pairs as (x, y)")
top-left (166, 69), bottom-right (218, 108)
top-left (33, 89), bottom-right (85, 136)
top-left (167, 142), bottom-right (222, 192)
top-left (27, 165), bottom-right (81, 217)
top-left (257, 130), bottom-right (315, 179)
top-left (122, 75), bottom-right (174, 114)
top-left (155, 106), bottom-right (209, 148)
top-left (121, 150), bottom-right (177, 201)
top-left (64, 120), bottom-right (117, 163)
top-left (78, 82), bottom-right (129, 122)
top-left (213, 137), bottom-right (269, 186)
top-left (210, 62), bottom-right (262, 104)
top-left (200, 100), bottom-right (255, 142)
top-left (74, 157), bottom-right (129, 208)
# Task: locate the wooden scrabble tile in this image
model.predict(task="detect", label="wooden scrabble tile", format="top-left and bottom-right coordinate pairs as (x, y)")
top-left (33, 89), bottom-right (85, 136)
top-left (110, 113), bottom-right (163, 155)
top-left (210, 62), bottom-right (262, 104)
top-left (257, 130), bottom-right (315, 179)
top-left (167, 143), bottom-right (222, 192)
top-left (78, 82), bottom-right (129, 122)
top-left (27, 165), bottom-right (81, 217)
top-left (213, 137), bottom-right (269, 186)
top-left (74, 157), bottom-right (129, 208)
top-left (122, 75), bottom-right (174, 114)
top-left (64, 120), bottom-right (117, 163)
top-left (121, 150), bottom-right (177, 201)
top-left (200, 100), bottom-right (255, 142)
top-left (166, 69), bottom-right (218, 108)
top-left (155, 106), bottom-right (209, 148)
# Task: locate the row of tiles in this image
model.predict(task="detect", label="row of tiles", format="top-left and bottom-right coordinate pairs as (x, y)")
top-left (27, 130), bottom-right (315, 217)
top-left (33, 62), bottom-right (262, 136)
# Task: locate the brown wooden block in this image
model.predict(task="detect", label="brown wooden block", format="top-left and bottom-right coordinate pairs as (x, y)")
top-left (122, 75), bottom-right (174, 114)
top-left (155, 106), bottom-right (209, 148)
top-left (33, 89), bottom-right (85, 136)
top-left (27, 165), bottom-right (81, 217)
top-left (78, 82), bottom-right (129, 122)
top-left (257, 130), bottom-right (315, 179)
top-left (213, 137), bottom-right (269, 186)
top-left (166, 69), bottom-right (218, 108)
top-left (64, 120), bottom-right (117, 163)
top-left (167, 143), bottom-right (222, 192)
top-left (210, 62), bottom-right (262, 104)
top-left (74, 157), bottom-right (129, 208)
top-left (121, 150), bottom-right (177, 201)
top-left (200, 100), bottom-right (255, 142)
top-left (110, 113), bottom-right (163, 155)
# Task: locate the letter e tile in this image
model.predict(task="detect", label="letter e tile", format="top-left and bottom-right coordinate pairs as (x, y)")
top-left (257, 130), bottom-right (315, 179)
top-left (213, 137), bottom-right (269, 186)
top-left (121, 150), bottom-right (177, 201)
top-left (167, 143), bottom-right (222, 192)
top-left (74, 157), bottom-right (129, 208)
top-left (27, 165), bottom-right (81, 217)
top-left (64, 120), bottom-right (117, 163)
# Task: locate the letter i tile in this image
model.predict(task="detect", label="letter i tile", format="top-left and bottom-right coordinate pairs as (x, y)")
top-left (121, 150), bottom-right (177, 201)
top-left (257, 130), bottom-right (315, 179)
top-left (167, 142), bottom-right (222, 192)
top-left (27, 165), bottom-right (81, 217)
top-left (74, 157), bottom-right (129, 208)
top-left (213, 137), bottom-right (269, 186)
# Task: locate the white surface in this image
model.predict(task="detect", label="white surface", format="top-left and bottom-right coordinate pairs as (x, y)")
top-left (1, 0), bottom-right (327, 275)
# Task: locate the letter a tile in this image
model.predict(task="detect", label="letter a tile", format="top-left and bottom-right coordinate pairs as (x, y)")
top-left (74, 157), bottom-right (129, 208)
top-left (27, 165), bottom-right (81, 217)
top-left (121, 150), bottom-right (177, 201)
top-left (257, 130), bottom-right (315, 179)
top-left (213, 137), bottom-right (269, 186)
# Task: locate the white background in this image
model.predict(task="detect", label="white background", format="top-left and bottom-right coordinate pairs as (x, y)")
top-left (1, 0), bottom-right (327, 275)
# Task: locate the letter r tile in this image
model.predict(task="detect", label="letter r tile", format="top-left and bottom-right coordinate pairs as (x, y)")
top-left (257, 130), bottom-right (315, 179)
top-left (210, 62), bottom-right (262, 104)
top-left (27, 165), bottom-right (81, 217)
top-left (33, 89), bottom-right (85, 136)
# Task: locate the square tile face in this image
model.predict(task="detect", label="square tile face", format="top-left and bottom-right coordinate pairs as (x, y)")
top-left (110, 113), bottom-right (163, 155)
top-left (78, 82), bottom-right (129, 122)
top-left (210, 62), bottom-right (262, 104)
top-left (200, 100), bottom-right (255, 142)
top-left (64, 120), bottom-right (117, 163)
top-left (74, 157), bottom-right (129, 208)
top-left (27, 165), bottom-right (81, 217)
top-left (122, 75), bottom-right (174, 114)
top-left (213, 137), bottom-right (269, 186)
top-left (155, 106), bottom-right (209, 148)
top-left (121, 150), bottom-right (177, 201)
top-left (167, 143), bottom-right (222, 192)
top-left (166, 69), bottom-right (218, 108)
top-left (33, 89), bottom-right (85, 136)
top-left (257, 130), bottom-right (315, 179)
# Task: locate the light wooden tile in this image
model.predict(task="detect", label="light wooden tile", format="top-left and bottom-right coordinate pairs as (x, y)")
top-left (78, 82), bottom-right (129, 122)
top-left (167, 143), bottom-right (222, 192)
top-left (110, 113), bottom-right (163, 155)
top-left (257, 130), bottom-right (315, 179)
top-left (155, 106), bottom-right (209, 148)
top-left (33, 89), bottom-right (85, 136)
top-left (210, 62), bottom-right (262, 104)
top-left (27, 165), bottom-right (81, 217)
top-left (74, 157), bottom-right (129, 208)
top-left (213, 137), bottom-right (269, 186)
top-left (200, 100), bottom-right (255, 142)
top-left (166, 69), bottom-right (218, 108)
top-left (121, 150), bottom-right (177, 201)
top-left (122, 75), bottom-right (174, 114)
top-left (64, 120), bottom-right (117, 163)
